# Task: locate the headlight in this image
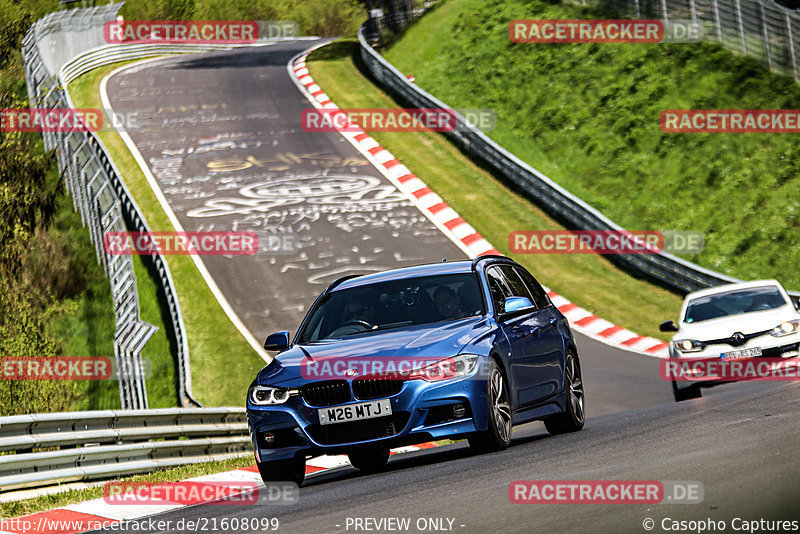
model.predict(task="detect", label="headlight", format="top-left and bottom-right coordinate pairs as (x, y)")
top-left (407, 354), bottom-right (479, 382)
top-left (770, 319), bottom-right (800, 337)
top-left (249, 385), bottom-right (295, 405)
top-left (674, 339), bottom-right (705, 353)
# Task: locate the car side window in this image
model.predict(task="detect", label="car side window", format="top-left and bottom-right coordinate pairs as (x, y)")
top-left (486, 267), bottom-right (512, 314)
top-left (514, 267), bottom-right (550, 310)
top-left (498, 265), bottom-right (536, 305)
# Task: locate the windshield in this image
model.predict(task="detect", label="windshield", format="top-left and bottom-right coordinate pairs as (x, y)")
top-left (684, 285), bottom-right (788, 324)
top-left (296, 273), bottom-right (485, 343)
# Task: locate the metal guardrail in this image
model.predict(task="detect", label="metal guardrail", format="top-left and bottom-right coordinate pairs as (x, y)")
top-left (0, 409), bottom-right (249, 492)
top-left (56, 41), bottom-right (279, 409)
top-left (23, 5), bottom-right (305, 410)
top-left (60, 42), bottom-right (274, 85)
top-left (602, 0), bottom-right (800, 82)
top-left (21, 5), bottom-right (283, 409)
top-left (23, 6), bottom-right (158, 410)
top-left (356, 25), bottom-right (800, 303)
top-left (27, 3), bottom-right (120, 76)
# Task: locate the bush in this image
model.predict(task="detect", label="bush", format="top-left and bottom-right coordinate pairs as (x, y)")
top-left (120, 0), bottom-right (365, 36)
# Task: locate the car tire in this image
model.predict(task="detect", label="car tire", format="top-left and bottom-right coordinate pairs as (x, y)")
top-left (468, 359), bottom-right (512, 453)
top-left (672, 380), bottom-right (702, 402)
top-left (348, 447), bottom-right (390, 472)
top-left (544, 350), bottom-right (586, 435)
top-left (257, 455), bottom-right (306, 486)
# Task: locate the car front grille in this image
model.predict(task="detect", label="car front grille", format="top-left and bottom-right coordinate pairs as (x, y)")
top-left (300, 381), bottom-right (351, 407)
top-left (703, 329), bottom-right (771, 347)
top-left (305, 412), bottom-right (411, 445)
top-left (352, 378), bottom-right (404, 400)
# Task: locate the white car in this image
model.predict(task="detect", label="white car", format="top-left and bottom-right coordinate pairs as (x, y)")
top-left (660, 280), bottom-right (800, 402)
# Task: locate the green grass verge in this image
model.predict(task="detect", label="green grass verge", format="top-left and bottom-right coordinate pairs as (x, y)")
top-left (307, 40), bottom-right (682, 340)
top-left (383, 0), bottom-right (800, 292)
top-left (68, 60), bottom-right (265, 406)
top-left (0, 455), bottom-right (254, 519)
top-left (23, 107), bottom-right (172, 410)
top-left (44, 196), bottom-right (121, 410)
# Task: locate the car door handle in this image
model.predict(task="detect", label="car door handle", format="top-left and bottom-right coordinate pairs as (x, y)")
top-left (511, 325), bottom-right (539, 338)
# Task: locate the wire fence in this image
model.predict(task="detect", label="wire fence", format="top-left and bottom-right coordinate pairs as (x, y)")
top-left (21, 5), bottom-right (200, 409)
top-left (367, 0), bottom-right (800, 82)
top-left (364, 0), bottom-right (435, 43)
top-left (601, 0), bottom-right (800, 81)
top-left (356, 24), bottom-right (800, 305)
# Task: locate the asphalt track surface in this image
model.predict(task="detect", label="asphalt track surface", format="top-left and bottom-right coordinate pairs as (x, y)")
top-left (105, 39), bottom-right (465, 338)
top-left (98, 41), bottom-right (800, 533)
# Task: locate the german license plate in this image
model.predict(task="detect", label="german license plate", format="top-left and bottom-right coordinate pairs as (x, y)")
top-left (721, 347), bottom-right (762, 360)
top-left (318, 399), bottom-right (392, 425)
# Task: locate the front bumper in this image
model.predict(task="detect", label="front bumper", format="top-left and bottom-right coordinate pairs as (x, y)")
top-left (671, 340), bottom-right (800, 390)
top-left (247, 373), bottom-right (487, 462)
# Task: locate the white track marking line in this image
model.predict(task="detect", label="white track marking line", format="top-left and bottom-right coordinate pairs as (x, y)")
top-left (98, 56), bottom-right (272, 363)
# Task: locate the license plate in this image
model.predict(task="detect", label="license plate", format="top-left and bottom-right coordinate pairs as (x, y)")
top-left (318, 399), bottom-right (392, 426)
top-left (721, 347), bottom-right (762, 360)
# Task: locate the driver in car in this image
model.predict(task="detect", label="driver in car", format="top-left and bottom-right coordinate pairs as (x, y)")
top-left (434, 286), bottom-right (466, 320)
top-left (328, 296), bottom-right (378, 337)
top-left (346, 298), bottom-right (374, 325)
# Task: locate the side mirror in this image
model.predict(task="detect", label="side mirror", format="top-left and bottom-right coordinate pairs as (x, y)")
top-left (503, 296), bottom-right (534, 315)
top-left (264, 330), bottom-right (290, 351)
top-left (659, 320), bottom-right (679, 333)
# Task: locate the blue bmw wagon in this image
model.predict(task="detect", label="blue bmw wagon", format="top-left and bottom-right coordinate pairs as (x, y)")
top-left (247, 255), bottom-right (585, 484)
